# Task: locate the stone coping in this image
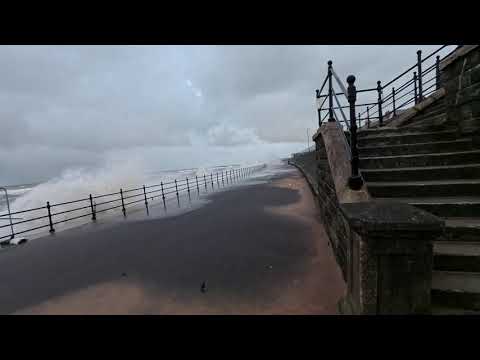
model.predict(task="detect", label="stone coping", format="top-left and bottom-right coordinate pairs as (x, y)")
top-left (440, 45), bottom-right (479, 71)
top-left (341, 200), bottom-right (444, 236)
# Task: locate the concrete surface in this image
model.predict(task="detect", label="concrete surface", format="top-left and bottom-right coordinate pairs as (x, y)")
top-left (0, 163), bottom-right (345, 315)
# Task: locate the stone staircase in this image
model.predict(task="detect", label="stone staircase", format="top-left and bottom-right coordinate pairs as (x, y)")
top-left (357, 98), bottom-right (480, 314)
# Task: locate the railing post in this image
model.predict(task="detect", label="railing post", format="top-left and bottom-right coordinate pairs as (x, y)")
top-left (417, 50), bottom-right (423, 102)
top-left (221, 171), bottom-right (225, 186)
top-left (175, 179), bottom-right (180, 207)
top-left (46, 201), bottom-right (55, 233)
top-left (436, 55), bottom-right (441, 90)
top-left (328, 60), bottom-right (335, 122)
top-left (195, 175), bottom-right (200, 194)
top-left (142, 185), bottom-right (149, 215)
top-left (161, 182), bottom-right (166, 210)
top-left (367, 106), bottom-right (370, 128)
top-left (217, 173), bottom-right (220, 187)
top-left (186, 177), bottom-right (191, 201)
top-left (377, 81), bottom-right (383, 127)
top-left (347, 75), bottom-right (364, 191)
top-left (89, 194), bottom-right (96, 221)
top-left (392, 87), bottom-right (396, 116)
top-left (204, 174), bottom-right (207, 191)
top-left (120, 189), bottom-right (126, 217)
top-left (211, 173), bottom-right (214, 190)
top-left (316, 89), bottom-right (322, 127)
top-left (414, 72), bottom-right (418, 104)
top-left (358, 112), bottom-right (361, 128)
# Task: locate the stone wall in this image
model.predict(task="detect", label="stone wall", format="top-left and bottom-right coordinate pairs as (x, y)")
top-left (441, 45), bottom-right (480, 137)
top-left (290, 146), bottom-right (351, 280)
top-left (290, 123), bottom-right (442, 314)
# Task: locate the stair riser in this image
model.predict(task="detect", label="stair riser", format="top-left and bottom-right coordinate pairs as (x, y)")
top-left (359, 141), bottom-right (472, 157)
top-left (412, 203), bottom-right (480, 218)
top-left (358, 132), bottom-right (458, 147)
top-left (402, 114), bottom-right (447, 130)
top-left (444, 228), bottom-right (480, 242)
top-left (434, 255), bottom-right (480, 272)
top-left (432, 289), bottom-right (480, 311)
top-left (360, 152), bottom-right (480, 169)
top-left (368, 183), bottom-right (480, 198)
top-left (361, 166), bottom-right (480, 182)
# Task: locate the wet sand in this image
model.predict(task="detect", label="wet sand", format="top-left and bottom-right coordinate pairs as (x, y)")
top-left (0, 164), bottom-right (345, 315)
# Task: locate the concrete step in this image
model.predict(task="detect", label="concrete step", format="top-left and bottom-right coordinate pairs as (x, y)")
top-left (444, 218), bottom-right (480, 242)
top-left (434, 242), bottom-right (480, 272)
top-left (432, 271), bottom-right (480, 311)
top-left (403, 113), bottom-right (448, 131)
top-left (407, 109), bottom-right (446, 124)
top-left (367, 179), bottom-right (480, 198)
top-left (359, 149), bottom-right (480, 169)
top-left (431, 306), bottom-right (480, 315)
top-left (358, 138), bottom-right (473, 157)
top-left (358, 130), bottom-right (458, 147)
top-left (360, 164), bottom-right (480, 182)
top-left (375, 197), bottom-right (480, 218)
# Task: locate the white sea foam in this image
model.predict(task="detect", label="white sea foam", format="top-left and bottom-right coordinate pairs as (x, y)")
top-left (0, 160), bottom-right (267, 242)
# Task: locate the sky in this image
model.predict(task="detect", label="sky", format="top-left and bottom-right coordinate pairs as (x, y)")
top-left (0, 45), bottom-right (446, 185)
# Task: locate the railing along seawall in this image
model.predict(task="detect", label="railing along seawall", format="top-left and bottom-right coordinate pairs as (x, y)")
top-left (0, 164), bottom-right (266, 244)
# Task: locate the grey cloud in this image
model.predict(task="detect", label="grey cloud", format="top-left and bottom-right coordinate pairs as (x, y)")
top-left (0, 45), bottom-right (448, 184)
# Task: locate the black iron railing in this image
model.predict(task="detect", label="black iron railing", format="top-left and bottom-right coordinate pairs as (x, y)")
top-left (313, 45), bottom-right (461, 189)
top-left (315, 45), bottom-right (459, 130)
top-left (0, 164), bottom-right (266, 243)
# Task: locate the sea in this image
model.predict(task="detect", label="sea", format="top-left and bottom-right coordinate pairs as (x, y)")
top-left (0, 160), bottom-right (290, 243)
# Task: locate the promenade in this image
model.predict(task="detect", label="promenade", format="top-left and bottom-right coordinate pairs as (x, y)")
top-left (0, 163), bottom-right (345, 315)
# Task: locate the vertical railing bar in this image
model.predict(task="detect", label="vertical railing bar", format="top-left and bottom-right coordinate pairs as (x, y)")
top-left (377, 81), bottom-right (383, 127)
top-left (120, 189), bottom-right (126, 217)
top-left (436, 55), bottom-right (441, 90)
top-left (161, 182), bottom-right (166, 210)
top-left (414, 72), bottom-right (418, 104)
top-left (417, 50), bottom-right (423, 102)
top-left (47, 201), bottom-right (55, 233)
top-left (392, 87), bottom-right (396, 116)
top-left (328, 60), bottom-right (335, 122)
top-left (175, 179), bottom-right (180, 207)
top-left (143, 185), bottom-right (149, 215)
top-left (89, 194), bottom-right (96, 221)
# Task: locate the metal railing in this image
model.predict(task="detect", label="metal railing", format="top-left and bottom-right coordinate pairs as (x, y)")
top-left (315, 45), bottom-right (459, 130)
top-left (0, 164), bottom-right (266, 243)
top-left (313, 45), bottom-right (461, 190)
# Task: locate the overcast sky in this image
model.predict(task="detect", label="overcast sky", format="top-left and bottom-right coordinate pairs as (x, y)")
top-left (0, 45), bottom-right (444, 185)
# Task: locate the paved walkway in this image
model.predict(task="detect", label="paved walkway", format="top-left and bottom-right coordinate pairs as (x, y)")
top-left (0, 164), bottom-right (345, 314)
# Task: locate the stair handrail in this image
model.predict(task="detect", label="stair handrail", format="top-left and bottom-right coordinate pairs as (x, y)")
top-left (316, 45), bottom-right (460, 131)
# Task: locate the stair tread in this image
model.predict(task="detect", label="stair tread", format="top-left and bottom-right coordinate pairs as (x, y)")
top-left (360, 149), bottom-right (480, 161)
top-left (367, 179), bottom-right (480, 187)
top-left (432, 271), bottom-right (480, 294)
top-left (374, 196), bottom-right (480, 205)
top-left (358, 138), bottom-right (471, 150)
top-left (358, 129), bottom-right (456, 139)
top-left (445, 217), bottom-right (480, 228)
top-left (434, 242), bottom-right (480, 256)
top-left (431, 306), bottom-right (480, 315)
top-left (361, 163), bottom-right (480, 173)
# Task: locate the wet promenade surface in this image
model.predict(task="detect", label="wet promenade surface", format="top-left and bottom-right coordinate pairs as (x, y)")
top-left (0, 164), bottom-right (345, 314)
